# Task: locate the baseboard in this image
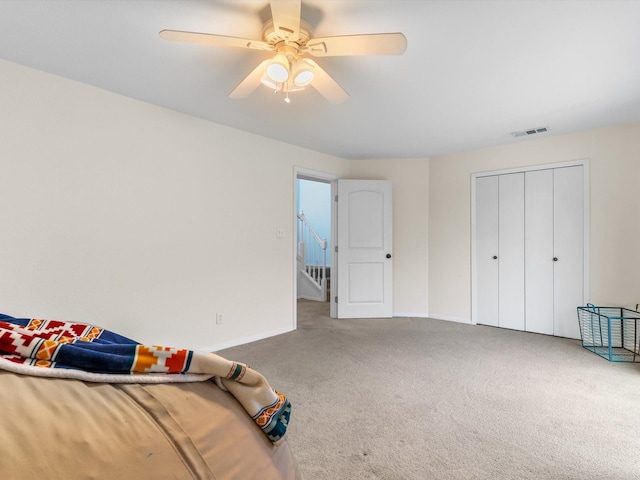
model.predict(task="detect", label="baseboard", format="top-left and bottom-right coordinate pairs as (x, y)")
top-left (393, 312), bottom-right (430, 318)
top-left (202, 326), bottom-right (294, 353)
top-left (428, 313), bottom-right (472, 324)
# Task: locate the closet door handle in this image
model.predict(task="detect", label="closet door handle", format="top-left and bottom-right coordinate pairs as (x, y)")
top-left (492, 256), bottom-right (498, 260)
top-left (553, 257), bottom-right (558, 262)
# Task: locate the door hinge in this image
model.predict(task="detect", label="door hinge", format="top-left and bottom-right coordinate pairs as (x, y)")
top-left (334, 296), bottom-right (338, 303)
top-left (335, 195), bottom-right (338, 202)
top-left (335, 246), bottom-right (338, 253)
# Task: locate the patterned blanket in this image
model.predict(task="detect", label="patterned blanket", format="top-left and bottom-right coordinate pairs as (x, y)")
top-left (0, 313), bottom-right (290, 443)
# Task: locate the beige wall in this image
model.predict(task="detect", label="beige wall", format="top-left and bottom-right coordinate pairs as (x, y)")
top-left (5, 57), bottom-right (637, 348)
top-left (429, 123), bottom-right (640, 322)
top-left (0, 59), bottom-right (350, 350)
top-left (349, 158), bottom-right (430, 316)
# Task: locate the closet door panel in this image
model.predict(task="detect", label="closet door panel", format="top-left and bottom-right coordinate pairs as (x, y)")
top-left (476, 176), bottom-right (499, 327)
top-left (525, 170), bottom-right (554, 335)
top-left (553, 166), bottom-right (584, 339)
top-left (498, 173), bottom-right (525, 331)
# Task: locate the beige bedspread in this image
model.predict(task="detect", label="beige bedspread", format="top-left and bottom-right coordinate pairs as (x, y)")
top-left (0, 371), bottom-right (301, 479)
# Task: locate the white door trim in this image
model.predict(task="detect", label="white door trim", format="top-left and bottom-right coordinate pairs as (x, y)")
top-left (471, 159), bottom-right (590, 326)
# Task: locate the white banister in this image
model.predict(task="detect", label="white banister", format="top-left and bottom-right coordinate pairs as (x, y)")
top-left (297, 211), bottom-right (327, 300)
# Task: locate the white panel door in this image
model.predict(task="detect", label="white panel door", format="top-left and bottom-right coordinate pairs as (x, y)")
top-left (553, 166), bottom-right (584, 339)
top-left (337, 180), bottom-right (393, 318)
top-left (525, 169), bottom-right (554, 335)
top-left (498, 173), bottom-right (525, 331)
top-left (475, 176), bottom-right (499, 327)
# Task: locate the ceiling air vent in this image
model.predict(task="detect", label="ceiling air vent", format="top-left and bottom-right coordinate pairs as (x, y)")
top-left (511, 127), bottom-right (549, 138)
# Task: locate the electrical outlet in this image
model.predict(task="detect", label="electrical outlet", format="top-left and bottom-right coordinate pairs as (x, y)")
top-left (216, 313), bottom-right (223, 325)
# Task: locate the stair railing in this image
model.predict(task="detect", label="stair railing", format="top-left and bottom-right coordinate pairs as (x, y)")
top-left (297, 211), bottom-right (327, 296)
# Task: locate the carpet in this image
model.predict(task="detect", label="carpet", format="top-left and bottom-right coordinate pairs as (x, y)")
top-left (219, 300), bottom-right (640, 480)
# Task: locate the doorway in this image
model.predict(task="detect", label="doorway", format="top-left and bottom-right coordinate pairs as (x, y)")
top-left (294, 167), bottom-right (337, 326)
top-left (293, 168), bottom-right (395, 325)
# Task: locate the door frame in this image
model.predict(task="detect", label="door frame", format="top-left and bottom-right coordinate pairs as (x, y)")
top-left (293, 166), bottom-right (338, 329)
top-left (470, 159), bottom-right (590, 326)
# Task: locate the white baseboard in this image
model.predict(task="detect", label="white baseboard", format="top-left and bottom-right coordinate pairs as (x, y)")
top-left (393, 312), bottom-right (430, 318)
top-left (428, 313), bottom-right (472, 324)
top-left (201, 325), bottom-right (294, 353)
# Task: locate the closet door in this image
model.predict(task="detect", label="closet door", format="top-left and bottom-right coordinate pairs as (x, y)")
top-left (553, 166), bottom-right (584, 339)
top-left (476, 176), bottom-right (499, 327)
top-left (525, 170), bottom-right (554, 335)
top-left (498, 173), bottom-right (525, 331)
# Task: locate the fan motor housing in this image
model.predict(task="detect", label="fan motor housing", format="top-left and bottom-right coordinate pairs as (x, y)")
top-left (262, 19), bottom-right (312, 48)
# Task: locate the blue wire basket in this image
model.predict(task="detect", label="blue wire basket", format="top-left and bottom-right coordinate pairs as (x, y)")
top-left (577, 304), bottom-right (640, 362)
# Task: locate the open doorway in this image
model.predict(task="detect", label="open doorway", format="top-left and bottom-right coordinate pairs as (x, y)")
top-left (297, 178), bottom-right (331, 301)
top-left (293, 169), bottom-right (394, 324)
top-left (294, 168), bottom-right (337, 325)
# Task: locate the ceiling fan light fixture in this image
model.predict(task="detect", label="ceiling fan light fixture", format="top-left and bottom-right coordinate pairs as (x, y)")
top-left (260, 74), bottom-right (305, 92)
top-left (162, 1), bottom-right (407, 105)
top-left (293, 68), bottom-right (314, 87)
top-left (291, 59), bottom-right (314, 87)
top-left (266, 53), bottom-right (290, 83)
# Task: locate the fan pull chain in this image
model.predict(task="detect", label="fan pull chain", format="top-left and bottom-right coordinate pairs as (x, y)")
top-left (284, 81), bottom-right (291, 103)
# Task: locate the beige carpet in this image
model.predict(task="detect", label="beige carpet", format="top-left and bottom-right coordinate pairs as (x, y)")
top-left (219, 300), bottom-right (640, 480)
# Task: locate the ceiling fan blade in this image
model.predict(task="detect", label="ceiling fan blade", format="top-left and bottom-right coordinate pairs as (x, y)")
top-left (270, 0), bottom-right (302, 41)
top-left (305, 33), bottom-right (407, 57)
top-left (229, 59), bottom-right (271, 99)
top-left (159, 29), bottom-right (272, 51)
top-left (304, 59), bottom-right (348, 104)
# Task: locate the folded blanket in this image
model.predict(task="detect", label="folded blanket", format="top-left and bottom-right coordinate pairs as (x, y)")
top-left (0, 313), bottom-right (291, 443)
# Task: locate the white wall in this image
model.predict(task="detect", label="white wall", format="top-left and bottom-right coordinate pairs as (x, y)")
top-left (0, 59), bottom-right (350, 350)
top-left (429, 124), bottom-right (640, 322)
top-left (349, 158), bottom-right (430, 317)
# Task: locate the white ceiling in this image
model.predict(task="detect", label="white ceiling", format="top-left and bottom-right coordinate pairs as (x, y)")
top-left (1, 0), bottom-right (639, 160)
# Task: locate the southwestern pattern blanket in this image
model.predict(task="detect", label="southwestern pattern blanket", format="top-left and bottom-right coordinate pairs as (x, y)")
top-left (0, 313), bottom-right (291, 443)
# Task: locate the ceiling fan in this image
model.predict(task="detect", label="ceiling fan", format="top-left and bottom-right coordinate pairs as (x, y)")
top-left (159, 0), bottom-right (407, 104)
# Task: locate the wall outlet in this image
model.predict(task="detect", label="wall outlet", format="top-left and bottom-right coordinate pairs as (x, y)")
top-left (215, 313), bottom-right (223, 325)
top-left (276, 227), bottom-right (285, 238)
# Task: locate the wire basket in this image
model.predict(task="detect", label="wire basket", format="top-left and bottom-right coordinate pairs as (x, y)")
top-left (577, 305), bottom-right (640, 362)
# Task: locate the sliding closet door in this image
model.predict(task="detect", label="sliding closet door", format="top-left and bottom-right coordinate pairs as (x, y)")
top-left (498, 173), bottom-right (525, 331)
top-left (553, 166), bottom-right (584, 339)
top-left (476, 176), bottom-right (499, 327)
top-left (525, 169), bottom-right (554, 335)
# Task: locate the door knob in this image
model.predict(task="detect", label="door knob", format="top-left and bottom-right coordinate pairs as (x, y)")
top-left (553, 257), bottom-right (558, 262)
top-left (492, 256), bottom-right (498, 260)
top-left (386, 254), bottom-right (392, 259)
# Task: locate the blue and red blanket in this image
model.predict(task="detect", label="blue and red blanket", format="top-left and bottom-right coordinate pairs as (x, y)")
top-left (0, 313), bottom-right (290, 443)
top-left (0, 313), bottom-right (199, 377)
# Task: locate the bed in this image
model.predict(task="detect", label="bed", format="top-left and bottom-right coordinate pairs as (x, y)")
top-left (0, 314), bottom-right (301, 479)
